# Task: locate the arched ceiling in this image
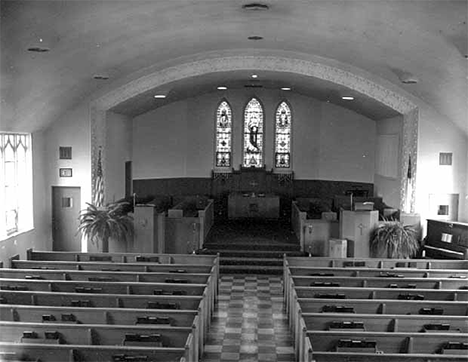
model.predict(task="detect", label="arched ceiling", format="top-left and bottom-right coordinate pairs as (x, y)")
top-left (1, 0), bottom-right (467, 133)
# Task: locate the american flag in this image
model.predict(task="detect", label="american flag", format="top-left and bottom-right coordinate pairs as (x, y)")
top-left (93, 149), bottom-right (104, 207)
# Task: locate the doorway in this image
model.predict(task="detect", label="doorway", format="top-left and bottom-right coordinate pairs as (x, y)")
top-left (52, 186), bottom-right (81, 251)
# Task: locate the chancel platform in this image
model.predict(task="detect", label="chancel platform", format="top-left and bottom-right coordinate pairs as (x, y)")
top-left (228, 192), bottom-right (280, 219)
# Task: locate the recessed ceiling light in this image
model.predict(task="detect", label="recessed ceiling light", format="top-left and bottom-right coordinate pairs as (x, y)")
top-left (242, 3), bottom-right (269, 11)
top-left (248, 36), bottom-right (263, 41)
top-left (342, 96), bottom-right (354, 100)
top-left (217, 86), bottom-right (228, 90)
top-left (281, 87), bottom-right (291, 91)
top-left (27, 46), bottom-right (50, 53)
top-left (93, 74), bottom-right (109, 80)
top-left (154, 94), bottom-right (166, 99)
top-left (251, 74), bottom-right (258, 79)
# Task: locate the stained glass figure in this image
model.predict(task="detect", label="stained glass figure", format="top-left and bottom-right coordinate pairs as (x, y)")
top-left (243, 98), bottom-right (264, 168)
top-left (275, 101), bottom-right (292, 168)
top-left (215, 100), bottom-right (232, 167)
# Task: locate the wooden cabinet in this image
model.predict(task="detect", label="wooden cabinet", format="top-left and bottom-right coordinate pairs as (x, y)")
top-left (424, 219), bottom-right (468, 259)
top-left (340, 210), bottom-right (379, 258)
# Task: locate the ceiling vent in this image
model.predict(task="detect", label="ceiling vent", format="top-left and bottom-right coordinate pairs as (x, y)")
top-left (242, 3), bottom-right (269, 11)
top-left (27, 46), bottom-right (50, 53)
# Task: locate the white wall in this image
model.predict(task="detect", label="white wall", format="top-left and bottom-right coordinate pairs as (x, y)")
top-left (417, 107), bottom-right (468, 223)
top-left (374, 116), bottom-right (403, 208)
top-left (318, 102), bottom-right (376, 182)
top-left (105, 111), bottom-right (132, 203)
top-left (133, 89), bottom-right (377, 183)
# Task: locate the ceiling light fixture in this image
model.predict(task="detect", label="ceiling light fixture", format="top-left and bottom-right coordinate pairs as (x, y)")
top-left (281, 87), bottom-right (291, 91)
top-left (93, 74), bottom-right (109, 80)
top-left (342, 96), bottom-right (354, 101)
top-left (217, 86), bottom-right (228, 90)
top-left (248, 36), bottom-right (263, 41)
top-left (242, 3), bottom-right (269, 11)
top-left (154, 94), bottom-right (166, 99)
top-left (27, 46), bottom-right (50, 53)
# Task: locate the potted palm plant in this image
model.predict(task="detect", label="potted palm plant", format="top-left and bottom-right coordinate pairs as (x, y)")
top-left (370, 220), bottom-right (419, 259)
top-left (78, 201), bottom-right (134, 253)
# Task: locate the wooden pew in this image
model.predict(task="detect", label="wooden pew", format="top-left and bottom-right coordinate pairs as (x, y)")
top-left (0, 342), bottom-right (190, 362)
top-left (0, 278), bottom-right (207, 296)
top-left (0, 268), bottom-right (211, 284)
top-left (291, 275), bottom-right (468, 290)
top-left (0, 304), bottom-right (198, 327)
top-left (301, 313), bottom-right (468, 333)
top-left (288, 265), bottom-right (468, 279)
top-left (286, 256), bottom-right (468, 269)
top-left (306, 330), bottom-right (468, 354)
top-left (0, 289), bottom-right (204, 310)
top-left (0, 320), bottom-right (200, 361)
top-left (296, 297), bottom-right (468, 316)
top-left (294, 286), bottom-right (468, 301)
top-left (11, 259), bottom-right (214, 274)
top-left (26, 249), bottom-right (218, 265)
top-left (0, 321), bottom-right (193, 347)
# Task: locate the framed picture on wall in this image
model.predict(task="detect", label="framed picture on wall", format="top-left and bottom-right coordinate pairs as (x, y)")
top-left (59, 168), bottom-right (73, 177)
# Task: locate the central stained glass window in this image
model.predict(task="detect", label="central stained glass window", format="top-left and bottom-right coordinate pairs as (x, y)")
top-left (243, 98), bottom-right (264, 168)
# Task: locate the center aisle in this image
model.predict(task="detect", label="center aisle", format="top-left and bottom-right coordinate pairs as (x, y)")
top-left (201, 275), bottom-right (296, 362)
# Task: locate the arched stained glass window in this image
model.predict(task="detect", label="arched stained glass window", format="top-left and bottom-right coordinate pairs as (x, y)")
top-left (215, 100), bottom-right (232, 167)
top-left (243, 98), bottom-right (264, 168)
top-left (274, 101), bottom-right (292, 168)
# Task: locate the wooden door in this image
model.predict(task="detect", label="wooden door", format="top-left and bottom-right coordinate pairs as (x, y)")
top-left (52, 186), bottom-right (81, 251)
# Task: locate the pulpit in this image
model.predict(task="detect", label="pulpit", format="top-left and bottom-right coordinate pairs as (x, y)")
top-left (133, 205), bottom-right (166, 253)
top-left (340, 210), bottom-right (379, 257)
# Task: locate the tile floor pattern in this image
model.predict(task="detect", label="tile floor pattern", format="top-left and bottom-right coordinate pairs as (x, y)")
top-left (201, 274), bottom-right (296, 362)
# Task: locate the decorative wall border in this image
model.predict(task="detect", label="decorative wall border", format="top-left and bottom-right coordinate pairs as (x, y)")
top-left (91, 54), bottom-right (418, 210)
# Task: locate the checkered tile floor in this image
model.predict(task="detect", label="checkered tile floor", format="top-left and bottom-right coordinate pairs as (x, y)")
top-left (201, 275), bottom-right (296, 362)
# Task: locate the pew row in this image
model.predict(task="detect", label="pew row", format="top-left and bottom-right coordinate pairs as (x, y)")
top-left (0, 342), bottom-right (190, 362)
top-left (0, 268), bottom-right (211, 284)
top-left (0, 278), bottom-right (207, 296)
top-left (25, 249), bottom-right (218, 265)
top-left (301, 313), bottom-right (468, 333)
top-left (0, 304), bottom-right (198, 327)
top-left (294, 286), bottom-right (468, 301)
top-left (288, 265), bottom-right (468, 279)
top-left (0, 321), bottom-right (196, 355)
top-left (285, 256), bottom-right (468, 269)
top-left (291, 275), bottom-right (468, 290)
top-left (11, 259), bottom-right (214, 274)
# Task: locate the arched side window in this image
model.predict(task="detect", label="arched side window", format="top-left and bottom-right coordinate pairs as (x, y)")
top-left (215, 100), bottom-right (232, 168)
top-left (243, 98), bottom-right (264, 168)
top-left (274, 101), bottom-right (292, 168)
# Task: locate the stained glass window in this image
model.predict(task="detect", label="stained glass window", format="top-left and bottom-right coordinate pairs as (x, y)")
top-left (274, 101), bottom-right (292, 168)
top-left (0, 133), bottom-right (33, 239)
top-left (243, 98), bottom-right (264, 168)
top-left (215, 100), bottom-right (232, 167)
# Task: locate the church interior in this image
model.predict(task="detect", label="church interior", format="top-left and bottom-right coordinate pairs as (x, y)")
top-left (1, 1), bottom-right (468, 361)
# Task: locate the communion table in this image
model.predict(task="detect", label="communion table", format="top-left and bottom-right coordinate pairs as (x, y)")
top-left (228, 192), bottom-right (280, 219)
